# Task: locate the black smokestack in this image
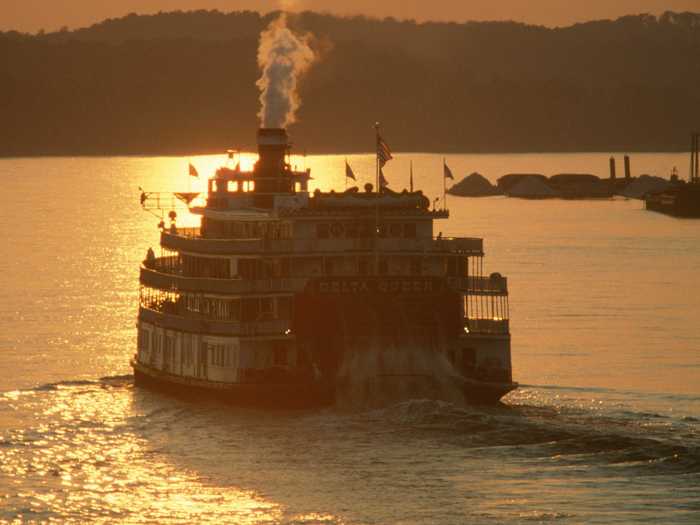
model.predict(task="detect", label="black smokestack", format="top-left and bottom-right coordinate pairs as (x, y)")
top-left (257, 128), bottom-right (288, 172)
top-left (255, 128), bottom-right (292, 194)
top-left (624, 155), bottom-right (631, 179)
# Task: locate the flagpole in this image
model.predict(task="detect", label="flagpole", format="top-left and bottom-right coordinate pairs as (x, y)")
top-left (410, 160), bottom-right (413, 192)
top-left (345, 157), bottom-right (347, 190)
top-left (443, 157), bottom-right (447, 211)
top-left (374, 122), bottom-right (380, 276)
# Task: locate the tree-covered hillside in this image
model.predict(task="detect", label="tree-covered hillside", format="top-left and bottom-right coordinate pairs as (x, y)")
top-left (1, 10), bottom-right (699, 155)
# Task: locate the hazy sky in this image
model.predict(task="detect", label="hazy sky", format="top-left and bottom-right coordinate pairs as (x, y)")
top-left (2, 0), bottom-right (698, 33)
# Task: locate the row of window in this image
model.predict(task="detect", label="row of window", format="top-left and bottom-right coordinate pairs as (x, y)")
top-left (139, 286), bottom-right (293, 322)
top-left (138, 329), bottom-right (239, 368)
top-left (317, 222), bottom-right (417, 239)
top-left (201, 217), bottom-right (292, 240)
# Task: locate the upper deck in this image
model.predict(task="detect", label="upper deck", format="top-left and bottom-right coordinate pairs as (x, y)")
top-left (161, 228), bottom-right (483, 256)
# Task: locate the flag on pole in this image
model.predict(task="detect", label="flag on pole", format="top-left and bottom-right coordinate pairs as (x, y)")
top-left (345, 159), bottom-right (356, 181)
top-left (443, 161), bottom-right (454, 180)
top-left (188, 162), bottom-right (199, 177)
top-left (377, 135), bottom-right (393, 168)
top-left (379, 168), bottom-right (389, 189)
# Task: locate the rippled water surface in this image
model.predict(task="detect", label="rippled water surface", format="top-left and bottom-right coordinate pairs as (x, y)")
top-left (1, 153), bottom-right (699, 523)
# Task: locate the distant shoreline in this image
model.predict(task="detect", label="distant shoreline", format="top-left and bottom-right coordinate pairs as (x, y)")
top-left (0, 148), bottom-right (692, 160)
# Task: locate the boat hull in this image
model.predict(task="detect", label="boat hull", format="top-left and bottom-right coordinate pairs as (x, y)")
top-left (132, 360), bottom-right (516, 407)
top-left (132, 360), bottom-right (334, 409)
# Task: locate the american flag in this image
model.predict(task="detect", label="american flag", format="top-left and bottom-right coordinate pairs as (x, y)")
top-left (377, 135), bottom-right (393, 168)
top-left (379, 168), bottom-right (389, 189)
top-left (188, 162), bottom-right (199, 177)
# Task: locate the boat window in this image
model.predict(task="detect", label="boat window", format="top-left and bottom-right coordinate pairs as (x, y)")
top-left (358, 257), bottom-right (370, 275)
top-left (227, 181), bottom-right (238, 192)
top-left (317, 223), bottom-right (330, 239)
top-left (403, 223), bottom-right (417, 238)
top-left (410, 256), bottom-right (422, 275)
top-left (242, 298), bottom-right (259, 322)
top-left (447, 256), bottom-right (457, 276)
top-left (345, 222), bottom-right (358, 238)
top-left (259, 297), bottom-right (274, 319)
top-left (273, 344), bottom-right (287, 366)
top-left (359, 222), bottom-right (373, 238)
top-left (277, 297), bottom-right (292, 319)
top-left (138, 328), bottom-right (150, 351)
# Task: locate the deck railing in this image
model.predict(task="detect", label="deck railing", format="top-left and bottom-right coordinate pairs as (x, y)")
top-left (160, 230), bottom-right (483, 255)
top-left (465, 318), bottom-right (510, 335)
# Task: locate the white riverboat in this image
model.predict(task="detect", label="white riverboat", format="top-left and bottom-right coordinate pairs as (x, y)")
top-left (133, 128), bottom-right (517, 407)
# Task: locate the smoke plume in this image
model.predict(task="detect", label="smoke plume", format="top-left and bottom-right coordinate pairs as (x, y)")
top-left (256, 14), bottom-right (316, 129)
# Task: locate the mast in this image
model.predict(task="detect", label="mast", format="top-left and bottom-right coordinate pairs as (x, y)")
top-left (690, 132), bottom-right (699, 184)
top-left (443, 157), bottom-right (447, 211)
top-left (690, 134), bottom-right (695, 183)
top-left (374, 122), bottom-right (380, 275)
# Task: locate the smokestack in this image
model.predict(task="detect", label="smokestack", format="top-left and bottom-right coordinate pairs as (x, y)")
top-left (609, 157), bottom-right (616, 180)
top-left (624, 155), bottom-right (631, 179)
top-left (255, 128), bottom-right (291, 195)
top-left (257, 128), bottom-right (288, 171)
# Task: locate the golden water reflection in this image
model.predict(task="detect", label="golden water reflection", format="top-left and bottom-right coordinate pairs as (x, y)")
top-left (0, 384), bottom-right (285, 524)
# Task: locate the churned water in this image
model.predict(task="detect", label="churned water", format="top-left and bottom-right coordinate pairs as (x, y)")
top-left (1, 153), bottom-right (699, 523)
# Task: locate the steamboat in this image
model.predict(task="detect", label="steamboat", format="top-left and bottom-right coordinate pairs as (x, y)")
top-left (133, 127), bottom-right (516, 407)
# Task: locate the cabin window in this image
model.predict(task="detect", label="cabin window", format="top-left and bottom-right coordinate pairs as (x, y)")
top-left (345, 222), bottom-right (359, 238)
top-left (138, 328), bottom-right (150, 351)
top-left (458, 257), bottom-right (468, 277)
top-left (447, 257), bottom-right (457, 276)
top-left (330, 222), bottom-right (344, 238)
top-left (273, 344), bottom-right (287, 366)
top-left (359, 222), bottom-right (373, 238)
top-left (277, 297), bottom-right (292, 319)
top-left (229, 299), bottom-right (241, 321)
top-left (183, 334), bottom-right (193, 366)
top-left (242, 298), bottom-right (259, 322)
top-left (317, 223), bottom-right (330, 239)
top-left (324, 257), bottom-right (334, 275)
top-left (259, 297), bottom-right (274, 319)
top-left (358, 257), bottom-right (370, 275)
top-left (280, 258), bottom-right (290, 277)
top-left (404, 223), bottom-right (417, 238)
top-left (410, 256), bottom-right (422, 275)
top-left (227, 181), bottom-right (238, 192)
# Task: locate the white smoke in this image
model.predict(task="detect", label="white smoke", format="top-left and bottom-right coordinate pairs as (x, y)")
top-left (256, 14), bottom-right (316, 129)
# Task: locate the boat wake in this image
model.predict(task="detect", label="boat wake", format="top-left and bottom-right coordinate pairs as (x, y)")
top-left (364, 396), bottom-right (700, 476)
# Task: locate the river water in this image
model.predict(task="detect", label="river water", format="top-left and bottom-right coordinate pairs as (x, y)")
top-left (0, 152), bottom-right (698, 523)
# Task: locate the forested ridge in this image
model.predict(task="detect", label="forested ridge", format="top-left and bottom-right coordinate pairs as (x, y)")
top-left (2, 10), bottom-right (700, 156)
